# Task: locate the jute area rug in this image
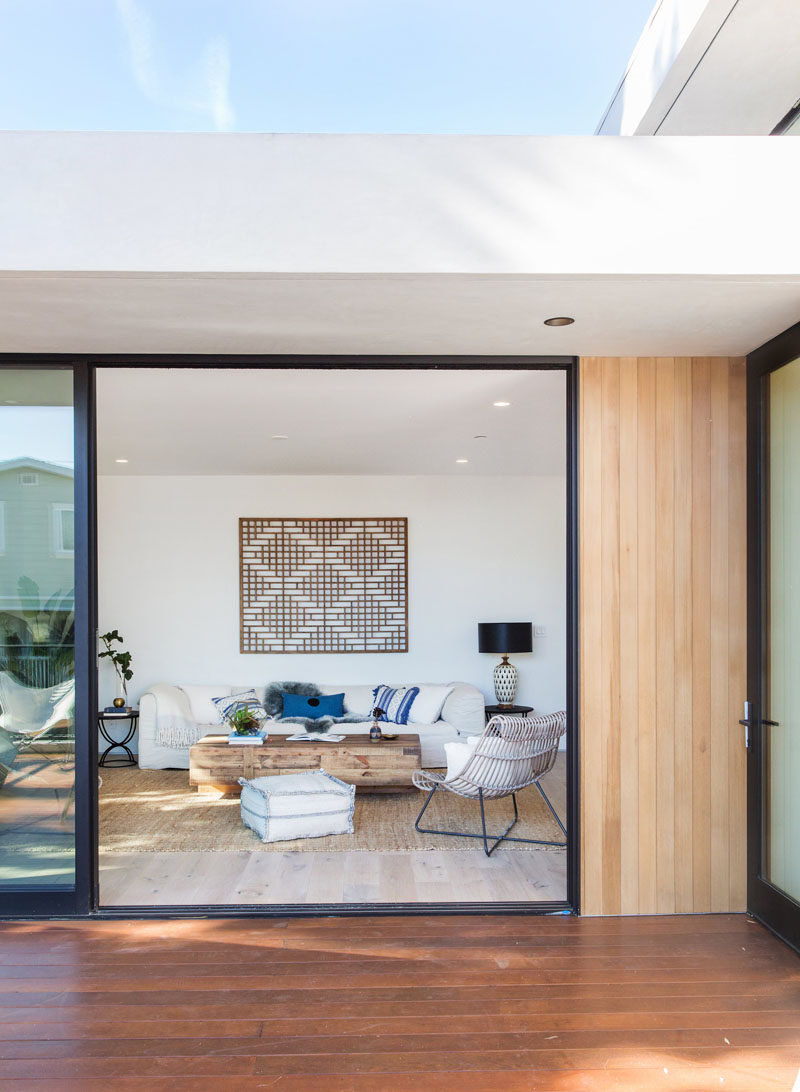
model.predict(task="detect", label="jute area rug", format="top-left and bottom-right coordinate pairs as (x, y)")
top-left (98, 767), bottom-right (564, 854)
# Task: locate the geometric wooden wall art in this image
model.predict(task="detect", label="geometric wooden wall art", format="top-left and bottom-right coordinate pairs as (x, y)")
top-left (240, 517), bottom-right (408, 653)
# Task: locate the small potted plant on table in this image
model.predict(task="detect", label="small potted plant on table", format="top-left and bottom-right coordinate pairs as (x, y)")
top-left (224, 704), bottom-right (268, 744)
top-left (227, 707), bottom-right (261, 735)
top-left (98, 630), bottom-right (133, 709)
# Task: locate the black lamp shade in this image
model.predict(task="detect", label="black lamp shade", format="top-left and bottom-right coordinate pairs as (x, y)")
top-left (478, 622), bottom-right (533, 654)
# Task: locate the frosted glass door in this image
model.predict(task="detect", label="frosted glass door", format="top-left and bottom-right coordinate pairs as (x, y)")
top-left (766, 356), bottom-right (800, 901)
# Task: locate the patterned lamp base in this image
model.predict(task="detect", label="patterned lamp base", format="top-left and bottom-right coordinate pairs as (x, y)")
top-left (493, 656), bottom-right (518, 706)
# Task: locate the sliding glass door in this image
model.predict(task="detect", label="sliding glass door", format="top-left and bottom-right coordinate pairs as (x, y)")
top-left (0, 364), bottom-right (91, 916)
top-left (747, 330), bottom-right (800, 948)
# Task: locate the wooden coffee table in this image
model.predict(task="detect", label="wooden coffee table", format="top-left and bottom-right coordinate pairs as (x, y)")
top-left (189, 733), bottom-right (422, 794)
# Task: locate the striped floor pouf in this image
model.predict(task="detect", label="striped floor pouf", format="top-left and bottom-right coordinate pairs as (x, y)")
top-left (238, 769), bottom-right (355, 843)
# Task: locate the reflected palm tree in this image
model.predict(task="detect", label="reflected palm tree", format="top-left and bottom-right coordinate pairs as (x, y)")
top-left (0, 576), bottom-right (74, 689)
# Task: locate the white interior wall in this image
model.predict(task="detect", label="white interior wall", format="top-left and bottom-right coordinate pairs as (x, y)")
top-left (97, 474), bottom-right (567, 735)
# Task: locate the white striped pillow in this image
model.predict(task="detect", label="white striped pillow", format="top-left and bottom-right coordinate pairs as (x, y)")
top-left (212, 689), bottom-right (268, 726)
top-left (371, 685), bottom-right (420, 725)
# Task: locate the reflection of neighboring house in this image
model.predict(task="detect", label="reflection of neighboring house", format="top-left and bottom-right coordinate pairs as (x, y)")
top-left (0, 457), bottom-right (74, 612)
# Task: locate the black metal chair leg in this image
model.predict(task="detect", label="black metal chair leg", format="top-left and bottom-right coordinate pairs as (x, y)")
top-left (535, 781), bottom-right (568, 838)
top-left (414, 785), bottom-right (438, 832)
top-left (479, 789), bottom-right (522, 856)
top-left (414, 780), bottom-right (566, 854)
top-left (479, 789), bottom-right (489, 855)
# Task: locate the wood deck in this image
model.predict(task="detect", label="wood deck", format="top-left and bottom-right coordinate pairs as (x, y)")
top-left (0, 913), bottom-right (798, 1089)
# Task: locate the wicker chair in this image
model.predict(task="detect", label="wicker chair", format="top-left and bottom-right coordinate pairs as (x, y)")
top-left (412, 711), bottom-right (567, 856)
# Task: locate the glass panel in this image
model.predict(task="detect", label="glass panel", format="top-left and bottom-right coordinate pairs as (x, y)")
top-left (0, 369), bottom-right (75, 890)
top-left (766, 356), bottom-right (800, 900)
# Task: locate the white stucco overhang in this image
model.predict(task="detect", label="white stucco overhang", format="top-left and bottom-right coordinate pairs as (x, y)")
top-left (1, 132), bottom-right (798, 357)
top-left (597, 0), bottom-right (800, 136)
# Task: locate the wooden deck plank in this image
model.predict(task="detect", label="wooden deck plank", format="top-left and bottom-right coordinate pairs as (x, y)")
top-left (0, 914), bottom-right (797, 1090)
top-left (0, 1072), bottom-right (796, 1092)
top-left (0, 910), bottom-right (760, 939)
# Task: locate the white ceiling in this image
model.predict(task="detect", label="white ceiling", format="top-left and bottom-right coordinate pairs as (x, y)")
top-left (3, 273), bottom-right (799, 358)
top-left (96, 367), bottom-right (567, 477)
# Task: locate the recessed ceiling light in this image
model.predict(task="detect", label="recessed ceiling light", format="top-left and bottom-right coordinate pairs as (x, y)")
top-left (271, 434), bottom-right (289, 440)
top-left (115, 458), bottom-right (128, 464)
top-left (456, 458), bottom-right (469, 464)
top-left (543, 316), bottom-right (575, 326)
top-left (493, 401), bottom-right (511, 408)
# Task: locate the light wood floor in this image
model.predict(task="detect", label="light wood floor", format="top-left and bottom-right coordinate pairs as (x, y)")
top-left (99, 756), bottom-right (567, 907)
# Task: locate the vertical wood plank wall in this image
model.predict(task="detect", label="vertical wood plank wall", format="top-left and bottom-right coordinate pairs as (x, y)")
top-left (579, 357), bottom-right (747, 916)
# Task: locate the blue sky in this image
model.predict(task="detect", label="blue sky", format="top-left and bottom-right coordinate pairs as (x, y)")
top-left (0, 0), bottom-right (655, 134)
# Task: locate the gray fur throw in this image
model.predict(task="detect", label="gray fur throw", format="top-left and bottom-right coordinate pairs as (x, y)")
top-left (263, 681), bottom-right (365, 734)
top-left (263, 681), bottom-right (320, 718)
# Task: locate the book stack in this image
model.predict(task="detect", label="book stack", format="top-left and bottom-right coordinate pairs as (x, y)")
top-left (227, 730), bottom-right (268, 745)
top-left (103, 706), bottom-right (133, 714)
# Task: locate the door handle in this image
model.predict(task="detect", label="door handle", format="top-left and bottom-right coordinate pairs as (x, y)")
top-left (740, 702), bottom-right (754, 749)
top-left (738, 704), bottom-right (779, 749)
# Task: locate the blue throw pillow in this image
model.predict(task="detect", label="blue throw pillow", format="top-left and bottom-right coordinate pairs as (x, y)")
top-left (281, 692), bottom-right (344, 720)
top-left (371, 685), bottom-right (420, 725)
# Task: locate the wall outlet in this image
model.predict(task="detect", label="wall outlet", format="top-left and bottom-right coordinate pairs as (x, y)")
top-left (534, 625), bottom-right (547, 638)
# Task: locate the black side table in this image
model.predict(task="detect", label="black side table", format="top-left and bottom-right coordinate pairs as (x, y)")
top-left (485, 703), bottom-right (534, 722)
top-left (98, 710), bottom-right (139, 767)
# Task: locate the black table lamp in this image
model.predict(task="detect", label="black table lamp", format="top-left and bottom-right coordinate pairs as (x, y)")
top-left (478, 622), bottom-right (533, 706)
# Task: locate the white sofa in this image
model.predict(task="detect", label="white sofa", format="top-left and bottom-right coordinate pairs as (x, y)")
top-left (138, 682), bottom-right (486, 770)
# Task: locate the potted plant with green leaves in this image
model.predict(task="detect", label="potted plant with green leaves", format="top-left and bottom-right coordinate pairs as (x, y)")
top-left (226, 704), bottom-right (261, 736)
top-left (98, 630), bottom-right (133, 708)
